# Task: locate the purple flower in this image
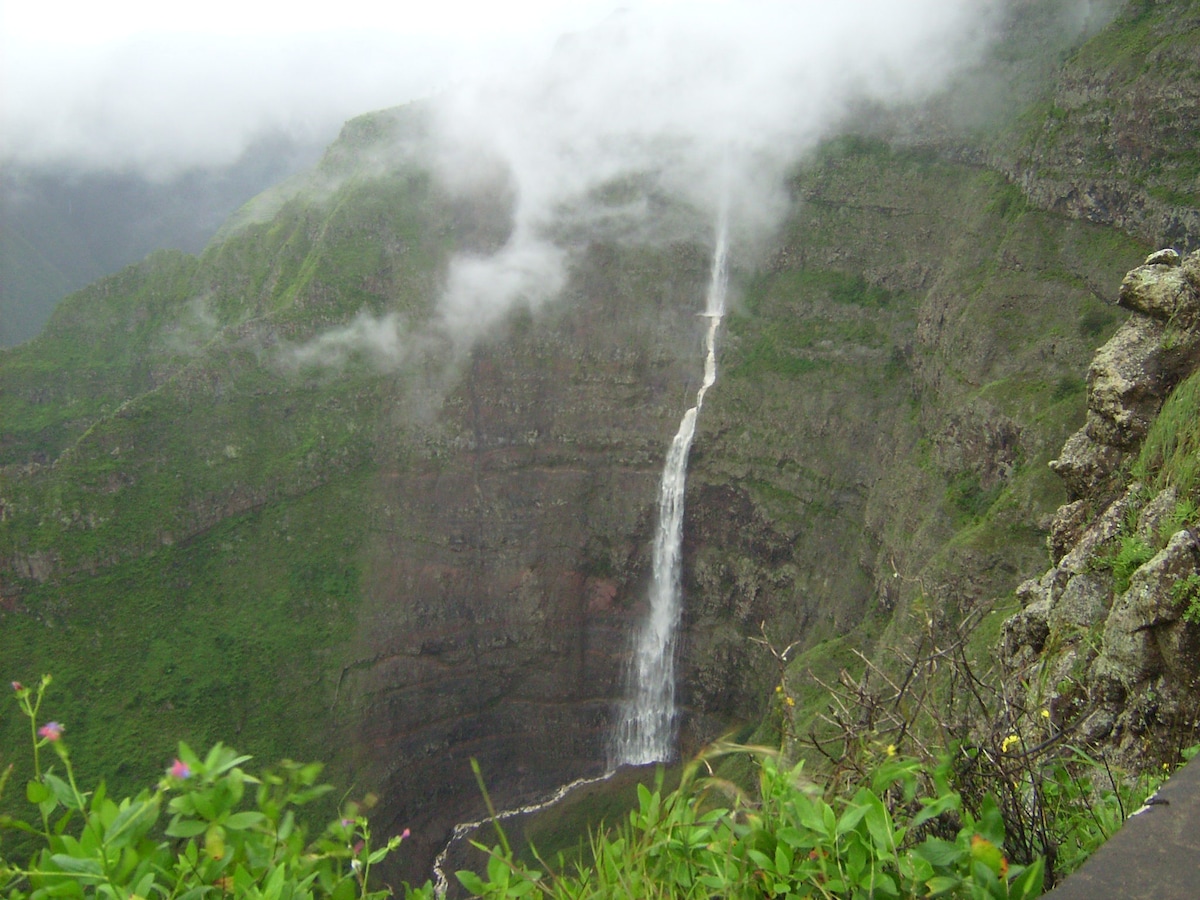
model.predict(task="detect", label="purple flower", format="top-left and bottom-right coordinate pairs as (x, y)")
top-left (168, 758), bottom-right (191, 779)
top-left (38, 721), bottom-right (63, 741)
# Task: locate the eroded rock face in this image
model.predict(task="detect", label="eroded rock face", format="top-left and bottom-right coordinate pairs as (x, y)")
top-left (330, 241), bottom-right (718, 880)
top-left (1003, 250), bottom-right (1200, 761)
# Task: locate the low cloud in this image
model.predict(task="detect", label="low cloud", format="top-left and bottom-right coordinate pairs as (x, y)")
top-left (421, 0), bottom-right (1009, 335)
top-left (0, 30), bottom-right (452, 179)
top-left (281, 311), bottom-right (411, 371)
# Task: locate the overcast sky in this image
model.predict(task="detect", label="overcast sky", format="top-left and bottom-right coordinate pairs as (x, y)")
top-left (0, 0), bottom-right (623, 176)
top-left (4, 0), bottom-right (1052, 351)
top-left (1, 0), bottom-right (1033, 181)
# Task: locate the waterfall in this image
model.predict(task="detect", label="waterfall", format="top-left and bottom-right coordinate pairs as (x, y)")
top-left (610, 214), bottom-right (729, 767)
top-left (432, 216), bottom-right (729, 896)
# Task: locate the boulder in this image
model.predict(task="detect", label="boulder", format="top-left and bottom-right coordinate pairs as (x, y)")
top-left (1049, 572), bottom-right (1111, 632)
top-left (1091, 530), bottom-right (1200, 689)
top-left (1049, 499), bottom-right (1092, 562)
top-left (1118, 249), bottom-right (1200, 322)
top-left (1049, 429), bottom-right (1125, 501)
top-left (1084, 316), bottom-right (1169, 449)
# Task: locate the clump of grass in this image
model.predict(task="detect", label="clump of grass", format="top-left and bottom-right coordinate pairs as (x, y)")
top-left (1098, 533), bottom-right (1156, 594)
top-left (1132, 369), bottom-right (1200, 494)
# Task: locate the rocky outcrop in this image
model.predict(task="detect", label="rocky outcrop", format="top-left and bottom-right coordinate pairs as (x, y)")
top-left (1050, 250), bottom-right (1200, 502)
top-left (1003, 249), bottom-right (1200, 758)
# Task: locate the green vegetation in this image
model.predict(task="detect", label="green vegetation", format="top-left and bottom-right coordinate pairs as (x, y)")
top-left (1, 677), bottom-right (408, 900)
top-left (7, 676), bottom-right (1187, 900)
top-left (1174, 573), bottom-right (1200, 625)
top-left (0, 477), bottom-right (371, 804)
top-left (1132, 368), bottom-right (1200, 495)
top-left (1097, 533), bottom-right (1155, 594)
top-left (446, 749), bottom-right (1045, 900)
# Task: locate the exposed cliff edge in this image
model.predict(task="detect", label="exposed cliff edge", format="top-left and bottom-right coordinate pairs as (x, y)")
top-left (1004, 249), bottom-right (1200, 761)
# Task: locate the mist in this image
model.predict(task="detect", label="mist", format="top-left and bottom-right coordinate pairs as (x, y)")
top-left (4, 0), bottom-right (1120, 356)
top-left (420, 0), bottom-right (1008, 345)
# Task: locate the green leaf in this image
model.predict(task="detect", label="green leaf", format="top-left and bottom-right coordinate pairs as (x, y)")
top-left (925, 874), bottom-right (962, 896)
top-left (48, 854), bottom-right (104, 876)
top-left (912, 838), bottom-right (962, 868)
top-left (774, 844), bottom-right (791, 877)
top-left (27, 780), bottom-right (52, 804)
top-left (165, 817), bottom-right (208, 838)
top-left (105, 798), bottom-right (159, 848)
top-left (836, 799), bottom-right (869, 835)
top-left (864, 793), bottom-right (896, 854)
top-left (456, 870), bottom-right (485, 895)
top-left (44, 773), bottom-right (80, 810)
top-left (177, 742), bottom-right (201, 770)
top-left (1007, 858), bottom-right (1045, 900)
top-left (367, 845), bottom-right (390, 864)
top-left (912, 792), bottom-right (960, 829)
top-left (223, 811), bottom-right (265, 830)
top-left (747, 849), bottom-right (772, 870)
top-left (0, 813), bottom-right (42, 835)
top-left (37, 879), bottom-right (87, 897)
top-left (331, 875), bottom-right (357, 900)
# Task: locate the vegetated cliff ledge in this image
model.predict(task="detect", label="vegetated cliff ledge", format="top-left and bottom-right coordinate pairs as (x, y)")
top-left (1004, 248), bottom-right (1200, 764)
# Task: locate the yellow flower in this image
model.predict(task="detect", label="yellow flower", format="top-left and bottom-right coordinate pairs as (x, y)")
top-left (886, 744), bottom-right (896, 757)
top-left (1001, 734), bottom-right (1020, 753)
top-left (775, 685), bottom-right (782, 693)
top-left (1041, 709), bottom-right (1051, 719)
top-left (785, 696), bottom-right (795, 707)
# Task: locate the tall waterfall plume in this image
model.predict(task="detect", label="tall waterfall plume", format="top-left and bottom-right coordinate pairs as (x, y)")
top-left (610, 214), bottom-right (729, 767)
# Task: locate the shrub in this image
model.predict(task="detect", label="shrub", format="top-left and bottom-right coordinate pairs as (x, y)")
top-left (435, 746), bottom-right (1044, 900)
top-left (1, 676), bottom-right (411, 900)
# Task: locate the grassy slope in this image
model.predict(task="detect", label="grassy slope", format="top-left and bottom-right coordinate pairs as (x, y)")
top-left (0, 112), bottom-right (451, 803)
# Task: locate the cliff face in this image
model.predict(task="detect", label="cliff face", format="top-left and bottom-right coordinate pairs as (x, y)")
top-left (994, 0), bottom-right (1200, 249)
top-left (0, 1), bottom-right (1197, 883)
top-left (1003, 249), bottom-right (1200, 761)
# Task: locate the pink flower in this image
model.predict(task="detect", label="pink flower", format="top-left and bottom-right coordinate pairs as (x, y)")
top-left (11, 681), bottom-right (23, 692)
top-left (400, 828), bottom-right (411, 840)
top-left (38, 721), bottom-right (63, 741)
top-left (168, 759), bottom-right (191, 779)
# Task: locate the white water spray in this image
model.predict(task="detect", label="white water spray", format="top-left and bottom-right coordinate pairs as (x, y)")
top-left (610, 214), bottom-right (729, 767)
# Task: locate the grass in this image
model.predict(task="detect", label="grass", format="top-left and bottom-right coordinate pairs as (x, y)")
top-left (0, 470), bottom-right (371, 809)
top-left (1132, 368), bottom-right (1200, 495)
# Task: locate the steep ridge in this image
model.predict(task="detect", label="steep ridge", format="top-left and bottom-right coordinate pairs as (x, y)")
top-left (994, 0), bottom-right (1200, 248)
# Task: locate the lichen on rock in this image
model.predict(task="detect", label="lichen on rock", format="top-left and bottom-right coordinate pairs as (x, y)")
top-left (1002, 249), bottom-right (1200, 762)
